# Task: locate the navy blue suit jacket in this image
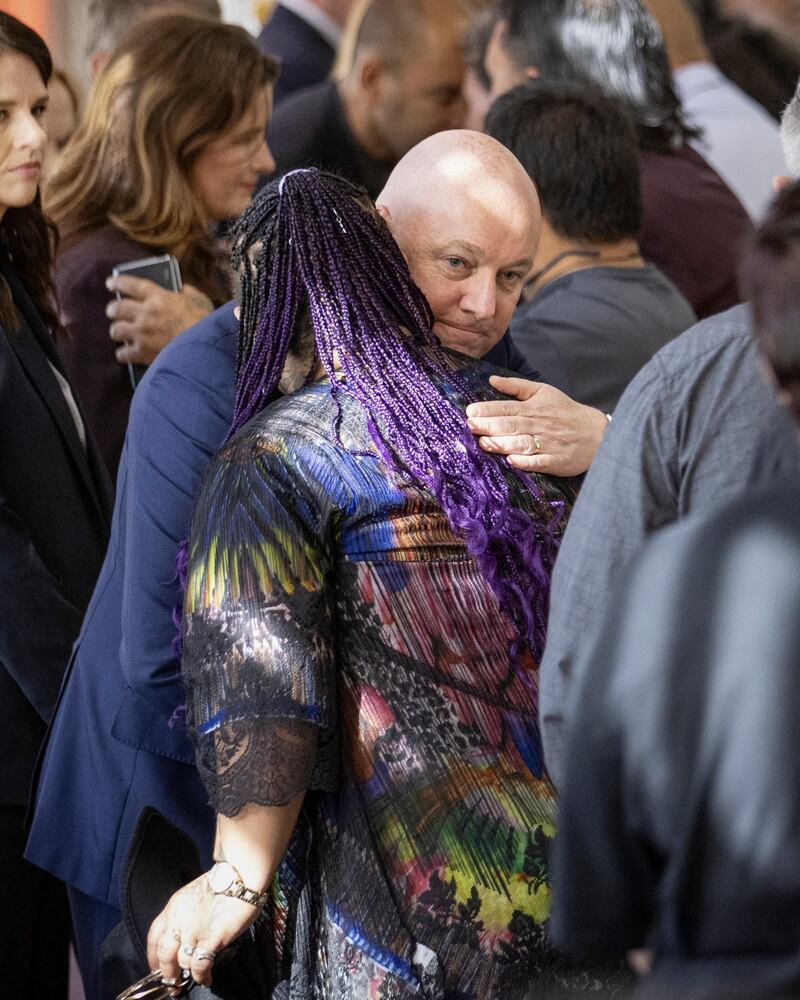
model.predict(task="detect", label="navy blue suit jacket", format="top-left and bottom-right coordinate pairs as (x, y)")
top-left (258, 4), bottom-right (335, 106)
top-left (26, 307), bottom-right (531, 907)
top-left (27, 304), bottom-right (238, 905)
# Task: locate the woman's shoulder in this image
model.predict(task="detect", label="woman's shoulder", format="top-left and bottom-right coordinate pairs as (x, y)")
top-left (55, 225), bottom-right (149, 283)
top-left (427, 345), bottom-right (516, 404)
top-left (231, 382), bottom-right (341, 452)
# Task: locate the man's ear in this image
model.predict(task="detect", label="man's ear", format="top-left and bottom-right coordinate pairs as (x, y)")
top-left (774, 174), bottom-right (792, 193)
top-left (486, 18), bottom-right (539, 83)
top-left (359, 55), bottom-right (386, 97)
top-left (375, 202), bottom-right (392, 227)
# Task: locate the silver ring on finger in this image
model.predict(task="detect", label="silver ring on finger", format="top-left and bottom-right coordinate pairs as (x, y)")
top-left (194, 948), bottom-right (216, 963)
top-left (181, 944), bottom-right (195, 957)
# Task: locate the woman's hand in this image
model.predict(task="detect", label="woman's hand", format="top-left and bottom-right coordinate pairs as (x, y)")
top-left (146, 792), bottom-right (307, 990)
top-left (146, 872), bottom-right (260, 991)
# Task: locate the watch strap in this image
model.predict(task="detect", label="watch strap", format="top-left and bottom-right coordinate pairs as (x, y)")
top-left (209, 861), bottom-right (269, 910)
top-left (224, 881), bottom-right (270, 909)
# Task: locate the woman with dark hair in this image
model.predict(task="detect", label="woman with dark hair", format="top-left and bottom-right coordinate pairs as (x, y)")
top-left (145, 170), bottom-right (588, 999)
top-left (47, 14), bottom-right (278, 481)
top-left (0, 11), bottom-right (112, 998)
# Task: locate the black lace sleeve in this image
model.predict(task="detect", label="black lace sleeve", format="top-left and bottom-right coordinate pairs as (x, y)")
top-left (181, 429), bottom-right (339, 817)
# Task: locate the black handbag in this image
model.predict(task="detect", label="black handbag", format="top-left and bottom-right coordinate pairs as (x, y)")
top-left (101, 807), bottom-right (273, 1000)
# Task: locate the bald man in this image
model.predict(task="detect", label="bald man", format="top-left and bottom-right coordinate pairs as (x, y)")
top-left (28, 132), bottom-right (601, 997)
top-left (380, 131), bottom-right (609, 475)
top-left (266, 0), bottom-right (469, 197)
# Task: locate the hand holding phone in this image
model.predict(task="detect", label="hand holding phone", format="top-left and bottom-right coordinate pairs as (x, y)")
top-left (106, 255), bottom-right (212, 387)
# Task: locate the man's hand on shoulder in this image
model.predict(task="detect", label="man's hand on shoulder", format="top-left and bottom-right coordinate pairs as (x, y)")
top-left (465, 375), bottom-right (608, 477)
top-left (106, 275), bottom-right (214, 367)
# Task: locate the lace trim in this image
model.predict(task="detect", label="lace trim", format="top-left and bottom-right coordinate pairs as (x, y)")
top-left (197, 717), bottom-right (338, 818)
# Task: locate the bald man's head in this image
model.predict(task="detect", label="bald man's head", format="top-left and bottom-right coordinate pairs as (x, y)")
top-left (354, 0), bottom-right (460, 63)
top-left (378, 130), bottom-right (540, 357)
top-left (342, 0), bottom-right (468, 162)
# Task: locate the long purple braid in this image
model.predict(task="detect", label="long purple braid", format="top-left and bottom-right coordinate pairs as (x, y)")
top-left (228, 170), bottom-right (564, 659)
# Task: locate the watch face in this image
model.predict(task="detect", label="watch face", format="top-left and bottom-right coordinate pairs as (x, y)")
top-left (208, 861), bottom-right (236, 893)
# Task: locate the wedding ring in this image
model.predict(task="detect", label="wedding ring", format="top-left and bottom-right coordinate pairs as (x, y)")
top-left (181, 945), bottom-right (194, 957)
top-left (194, 948), bottom-right (216, 963)
top-left (533, 434), bottom-right (542, 454)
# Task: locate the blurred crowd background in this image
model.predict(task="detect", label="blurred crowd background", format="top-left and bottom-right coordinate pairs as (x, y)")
top-left (4, 0), bottom-right (800, 998)
top-left (3, 0), bottom-right (264, 77)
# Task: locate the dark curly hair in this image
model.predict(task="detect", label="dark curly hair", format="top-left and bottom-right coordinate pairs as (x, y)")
top-left (0, 12), bottom-right (59, 336)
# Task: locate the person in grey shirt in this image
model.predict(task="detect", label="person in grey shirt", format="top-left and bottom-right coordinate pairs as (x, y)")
top-left (538, 301), bottom-right (800, 787)
top-left (487, 81), bottom-right (697, 414)
top-left (550, 172), bottom-right (800, 1000)
top-left (493, 88), bottom-right (800, 786)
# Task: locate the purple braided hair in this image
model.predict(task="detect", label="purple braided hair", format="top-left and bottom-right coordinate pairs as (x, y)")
top-left (227, 169), bottom-right (563, 658)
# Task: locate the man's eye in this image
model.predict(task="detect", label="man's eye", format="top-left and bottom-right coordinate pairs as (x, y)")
top-left (501, 270), bottom-right (524, 284)
top-left (446, 257), bottom-right (466, 269)
top-left (33, 104), bottom-right (48, 119)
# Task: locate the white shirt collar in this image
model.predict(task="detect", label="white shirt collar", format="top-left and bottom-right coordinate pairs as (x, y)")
top-left (279, 0), bottom-right (342, 50)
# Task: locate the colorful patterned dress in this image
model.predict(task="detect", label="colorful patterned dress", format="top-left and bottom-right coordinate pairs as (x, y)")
top-left (182, 353), bottom-right (582, 999)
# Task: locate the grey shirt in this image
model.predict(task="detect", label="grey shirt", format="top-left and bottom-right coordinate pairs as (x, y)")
top-left (540, 303), bottom-right (800, 787)
top-left (511, 264), bottom-right (696, 413)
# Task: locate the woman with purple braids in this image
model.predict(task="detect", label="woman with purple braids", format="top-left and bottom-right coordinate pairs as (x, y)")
top-left (148, 168), bottom-right (583, 999)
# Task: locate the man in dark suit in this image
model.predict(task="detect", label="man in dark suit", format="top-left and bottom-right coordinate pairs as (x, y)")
top-left (258, 0), bottom-right (352, 104)
top-left (0, 264), bottom-right (112, 998)
top-left (267, 0), bottom-right (468, 198)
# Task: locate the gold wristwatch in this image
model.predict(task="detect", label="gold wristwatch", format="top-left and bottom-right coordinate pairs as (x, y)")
top-left (207, 861), bottom-right (269, 909)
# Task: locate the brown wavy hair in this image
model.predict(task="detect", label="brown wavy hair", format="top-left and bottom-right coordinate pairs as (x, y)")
top-left (0, 13), bottom-right (59, 335)
top-left (47, 14), bottom-right (278, 305)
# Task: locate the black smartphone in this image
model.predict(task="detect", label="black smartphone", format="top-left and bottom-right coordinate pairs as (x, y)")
top-left (111, 254), bottom-right (182, 390)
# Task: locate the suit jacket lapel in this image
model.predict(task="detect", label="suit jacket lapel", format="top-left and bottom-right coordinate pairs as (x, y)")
top-left (2, 266), bottom-right (110, 525)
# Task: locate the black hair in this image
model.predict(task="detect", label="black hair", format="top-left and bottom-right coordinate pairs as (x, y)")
top-left (486, 80), bottom-right (642, 243)
top-left (741, 179), bottom-right (800, 420)
top-left (465, 11), bottom-right (495, 91)
top-left (0, 12), bottom-right (59, 336)
top-left (494, 0), bottom-right (698, 154)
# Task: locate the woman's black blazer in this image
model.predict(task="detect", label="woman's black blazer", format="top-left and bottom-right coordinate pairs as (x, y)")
top-left (0, 263), bottom-right (112, 806)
